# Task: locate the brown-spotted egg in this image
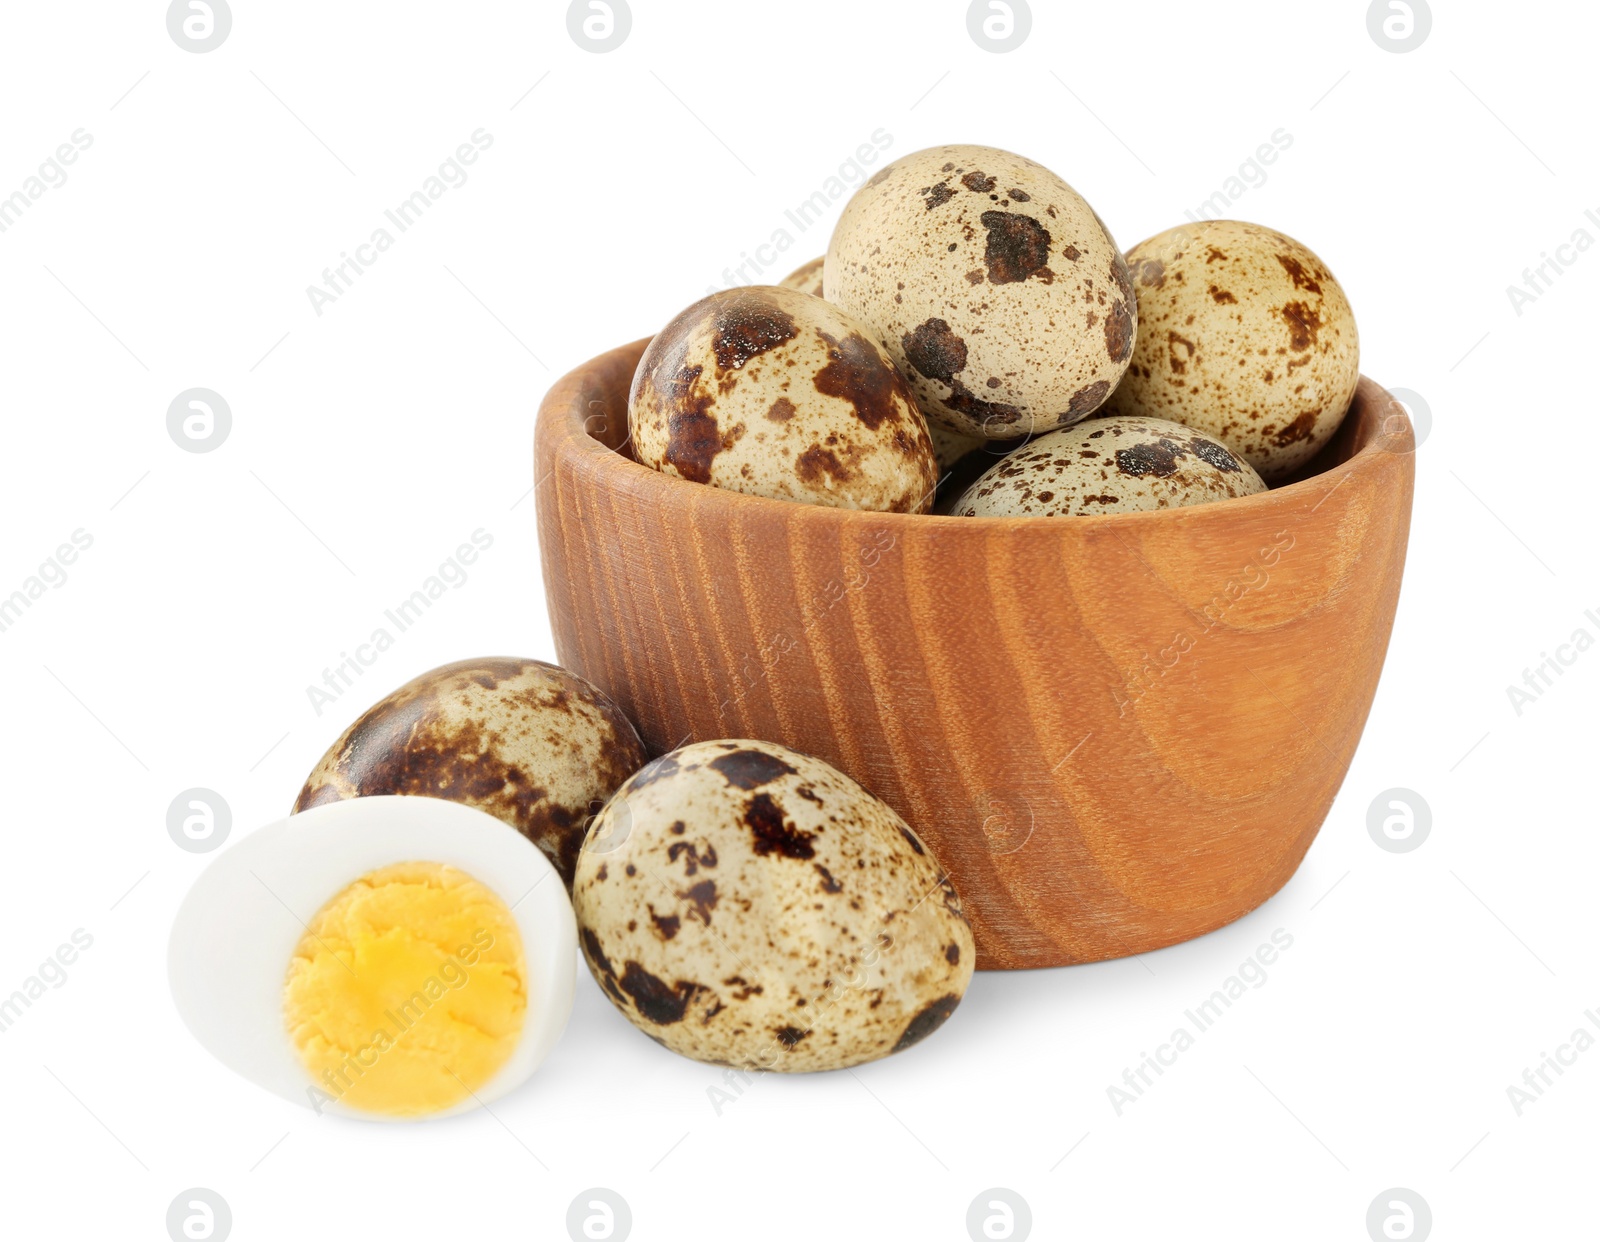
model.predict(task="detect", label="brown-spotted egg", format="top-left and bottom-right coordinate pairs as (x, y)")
top-left (629, 286), bottom-right (939, 512)
top-left (953, 415), bottom-right (1266, 517)
top-left (928, 420), bottom-right (984, 471)
top-left (778, 255), bottom-right (825, 298)
top-left (295, 657), bottom-right (646, 890)
top-left (572, 739), bottom-right (974, 1072)
top-left (1107, 219), bottom-right (1359, 481)
top-left (826, 144), bottom-right (1135, 440)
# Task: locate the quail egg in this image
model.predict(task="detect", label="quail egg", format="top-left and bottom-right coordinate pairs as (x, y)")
top-left (934, 433), bottom-right (1014, 514)
top-left (572, 739), bottom-right (974, 1071)
top-left (928, 420), bottom-right (984, 471)
top-left (928, 420), bottom-right (998, 513)
top-left (629, 286), bottom-right (939, 512)
top-left (1106, 219), bottom-right (1359, 481)
top-left (168, 795), bottom-right (576, 1120)
top-left (826, 143), bottom-right (1134, 440)
top-left (953, 414), bottom-right (1266, 517)
top-left (778, 255), bottom-right (825, 298)
top-left (295, 657), bottom-right (646, 890)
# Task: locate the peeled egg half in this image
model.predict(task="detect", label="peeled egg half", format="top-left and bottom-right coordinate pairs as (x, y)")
top-left (168, 796), bottom-right (575, 1121)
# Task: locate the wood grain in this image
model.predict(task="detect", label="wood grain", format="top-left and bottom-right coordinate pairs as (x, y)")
top-left (535, 339), bottom-right (1415, 970)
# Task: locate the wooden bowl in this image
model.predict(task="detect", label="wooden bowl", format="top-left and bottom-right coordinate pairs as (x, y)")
top-left (535, 339), bottom-right (1415, 970)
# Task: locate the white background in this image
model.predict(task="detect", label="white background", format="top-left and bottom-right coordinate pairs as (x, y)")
top-left (0, 1), bottom-right (1593, 1238)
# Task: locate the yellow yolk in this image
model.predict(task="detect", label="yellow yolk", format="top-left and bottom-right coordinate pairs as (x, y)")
top-left (283, 862), bottom-right (527, 1117)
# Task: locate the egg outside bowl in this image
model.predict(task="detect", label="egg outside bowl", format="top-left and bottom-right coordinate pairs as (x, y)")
top-left (167, 796), bottom-right (576, 1121)
top-left (535, 340), bottom-right (1415, 970)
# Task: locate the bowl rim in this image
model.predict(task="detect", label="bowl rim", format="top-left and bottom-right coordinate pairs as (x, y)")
top-left (538, 336), bottom-right (1416, 530)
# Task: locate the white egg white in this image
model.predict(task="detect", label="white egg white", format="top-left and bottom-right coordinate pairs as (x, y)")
top-left (167, 795), bottom-right (575, 1122)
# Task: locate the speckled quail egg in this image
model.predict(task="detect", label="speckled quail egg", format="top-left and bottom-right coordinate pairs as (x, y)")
top-left (571, 739), bottom-right (974, 1071)
top-left (629, 286), bottom-right (939, 512)
top-left (169, 795), bottom-right (576, 1120)
top-left (1106, 219), bottom-right (1359, 481)
top-left (826, 144), bottom-right (1135, 440)
top-left (295, 657), bottom-right (646, 890)
top-left (934, 433), bottom-right (1015, 514)
top-left (778, 255), bottom-right (825, 298)
top-left (928, 420), bottom-right (998, 512)
top-left (928, 420), bottom-right (984, 471)
top-left (934, 435), bottom-right (1011, 515)
top-left (953, 415), bottom-right (1266, 517)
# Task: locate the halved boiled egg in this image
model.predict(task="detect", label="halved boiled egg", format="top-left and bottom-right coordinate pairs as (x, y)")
top-left (168, 795), bottom-right (575, 1121)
